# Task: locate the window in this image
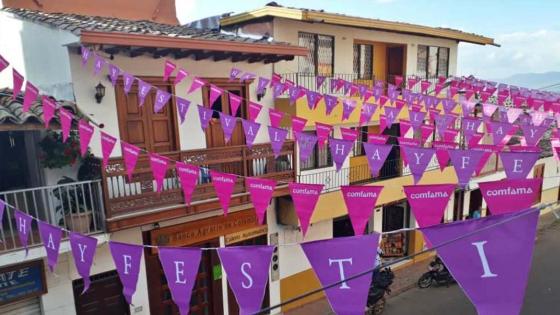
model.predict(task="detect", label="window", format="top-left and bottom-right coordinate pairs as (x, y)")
top-left (352, 126), bottom-right (369, 156)
top-left (416, 45), bottom-right (450, 79)
top-left (301, 131), bottom-right (333, 170)
top-left (353, 43), bottom-right (373, 79)
top-left (298, 32), bottom-right (334, 76)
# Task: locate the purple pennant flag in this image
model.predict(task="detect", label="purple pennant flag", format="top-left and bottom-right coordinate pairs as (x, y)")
top-left (306, 90), bottom-right (322, 110)
top-left (487, 121), bottom-right (515, 145)
top-left (500, 151), bottom-right (540, 179)
top-left (188, 77), bottom-right (206, 94)
top-left (218, 246), bottom-right (274, 315)
top-left (241, 73), bottom-right (257, 83)
top-left (342, 99), bottom-right (357, 121)
top-left (158, 247), bottom-right (201, 315)
top-left (69, 232), bottom-right (98, 294)
top-left (229, 93), bottom-right (242, 115)
top-left (302, 234), bottom-right (380, 315)
top-left (462, 117), bottom-right (482, 144)
top-left (246, 177), bottom-right (276, 224)
top-left (248, 102), bottom-right (263, 122)
top-left (521, 125), bottom-right (547, 146)
top-left (137, 79), bottom-right (152, 107)
top-left (173, 68), bottom-right (189, 86)
top-left (482, 103), bottom-right (498, 118)
top-left (154, 89), bottom-right (172, 113)
top-left (59, 108), bottom-right (73, 143)
top-left (78, 120), bottom-right (95, 157)
top-left (383, 106), bottom-right (401, 130)
top-left (441, 98), bottom-right (456, 114)
top-left (256, 77), bottom-right (270, 96)
top-left (93, 54), bottom-right (106, 76)
top-left (38, 221), bottom-right (62, 272)
top-left (329, 138), bottom-right (353, 171)
top-left (229, 67), bottom-right (242, 81)
top-left (242, 119), bottom-right (261, 149)
top-left (197, 105), bottom-right (213, 131)
top-left (163, 60), bottom-right (176, 82)
top-left (316, 75), bottom-right (326, 90)
top-left (121, 142), bottom-right (140, 182)
top-left (14, 210), bottom-right (32, 255)
top-left (209, 85), bottom-right (224, 107)
top-left (268, 108), bottom-right (284, 128)
top-left (409, 110), bottom-right (426, 132)
top-left (289, 183), bottom-right (323, 237)
top-left (363, 143), bottom-right (392, 177)
top-left (80, 46), bottom-right (91, 66)
top-left (360, 102), bottom-right (377, 126)
top-left (149, 153), bottom-right (169, 193)
top-left (12, 69), bottom-right (24, 99)
top-left (434, 114), bottom-right (452, 138)
top-left (42, 96), bottom-right (56, 128)
top-left (272, 82), bottom-right (284, 99)
top-left (176, 97), bottom-right (191, 125)
top-left (210, 171), bottom-right (237, 216)
top-left (461, 99), bottom-right (476, 117)
top-left (288, 86), bottom-right (302, 105)
top-left (219, 113), bottom-right (237, 143)
top-left (341, 186), bottom-right (383, 235)
top-left (22, 82), bottom-right (39, 113)
top-left (448, 149), bottom-right (485, 187)
top-left (122, 72), bottom-right (135, 95)
top-left (323, 94), bottom-right (339, 116)
top-left (108, 64), bottom-right (120, 87)
top-left (296, 132), bottom-right (318, 162)
top-left (421, 209), bottom-right (539, 315)
top-left (176, 162), bottom-right (199, 206)
top-left (100, 131), bottom-right (117, 168)
top-left (268, 126), bottom-right (288, 158)
top-left (109, 242), bottom-right (143, 305)
top-left (401, 146), bottom-right (436, 184)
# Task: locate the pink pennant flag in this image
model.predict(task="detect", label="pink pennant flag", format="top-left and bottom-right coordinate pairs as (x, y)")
top-left (14, 210), bottom-right (32, 255)
top-left (209, 84), bottom-right (224, 106)
top-left (228, 93), bottom-right (242, 115)
top-left (210, 171), bottom-right (237, 216)
top-left (197, 105), bottom-right (213, 131)
top-left (316, 122), bottom-right (332, 149)
top-left (162, 60), bottom-right (176, 82)
top-left (248, 101), bottom-right (263, 122)
top-left (433, 141), bottom-right (457, 171)
top-left (289, 183), bottom-right (323, 236)
top-left (78, 120), bottom-right (94, 157)
top-left (69, 232), bottom-right (98, 294)
top-left (471, 145), bottom-right (496, 176)
top-left (12, 69), bottom-right (24, 99)
top-left (531, 111), bottom-right (547, 127)
top-left (479, 178), bottom-right (542, 215)
top-left (340, 127), bottom-right (358, 142)
top-left (291, 116), bottom-right (307, 136)
top-left (379, 115), bottom-right (387, 133)
top-left (153, 89), bottom-right (172, 113)
top-left (100, 132), bottom-right (117, 168)
top-left (401, 146), bottom-right (436, 184)
top-left (122, 72), bottom-right (135, 95)
top-left (175, 162), bottom-right (199, 206)
top-left (246, 177), bottom-right (276, 224)
top-left (42, 96), bottom-right (56, 128)
top-left (219, 113), bottom-right (237, 143)
top-left (121, 142), bottom-right (141, 182)
top-left (268, 108), bottom-right (284, 128)
top-left (38, 221), bottom-right (62, 272)
top-left (173, 68), bottom-right (189, 85)
top-left (363, 143), bottom-right (393, 177)
top-left (420, 125), bottom-right (435, 143)
top-left (137, 79), bottom-right (152, 107)
top-left (360, 102), bottom-right (377, 125)
top-left (500, 151), bottom-right (540, 179)
top-left (368, 134), bottom-right (388, 144)
top-left (188, 77), bottom-right (206, 94)
top-left (420, 80), bottom-right (431, 93)
top-left (400, 120), bottom-right (412, 137)
top-left (448, 149), bottom-right (485, 187)
top-left (404, 184), bottom-right (455, 227)
top-left (256, 77), bottom-right (270, 96)
top-left (93, 54), bottom-right (106, 76)
top-left (242, 119), bottom-right (261, 149)
top-left (394, 75), bottom-right (403, 87)
top-left (378, 95), bottom-right (389, 107)
top-left (59, 108), bottom-right (73, 143)
top-left (407, 77), bottom-right (418, 89)
top-left (149, 153), bottom-right (169, 193)
top-left (176, 97), bottom-right (191, 125)
top-left (341, 185), bottom-right (383, 235)
top-left (482, 103), bottom-right (498, 117)
top-left (0, 54), bottom-right (9, 73)
top-left (434, 83), bottom-right (444, 95)
top-left (506, 107), bottom-right (523, 123)
top-left (22, 82), bottom-right (39, 113)
top-left (395, 99), bottom-right (405, 110)
top-left (341, 99), bottom-right (357, 121)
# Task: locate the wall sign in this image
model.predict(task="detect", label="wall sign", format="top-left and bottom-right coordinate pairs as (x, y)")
top-left (0, 260), bottom-right (47, 305)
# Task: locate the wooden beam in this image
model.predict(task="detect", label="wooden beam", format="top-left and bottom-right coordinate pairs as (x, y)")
top-left (264, 55), bottom-right (284, 64)
top-left (194, 50), bottom-right (213, 61)
top-left (231, 53), bottom-right (247, 62)
top-left (152, 48), bottom-right (174, 59)
top-left (247, 54), bottom-right (266, 63)
top-left (213, 52), bottom-right (232, 62)
top-left (103, 46), bottom-right (121, 55)
top-left (173, 49), bottom-right (194, 59)
top-left (129, 47), bottom-right (156, 58)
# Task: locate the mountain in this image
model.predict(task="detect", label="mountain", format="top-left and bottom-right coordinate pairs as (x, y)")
top-left (498, 72), bottom-right (560, 91)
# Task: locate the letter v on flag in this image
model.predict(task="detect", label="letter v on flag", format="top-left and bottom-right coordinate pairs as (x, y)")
top-left (403, 184), bottom-right (455, 228)
top-left (341, 186), bottom-right (383, 236)
top-left (302, 234), bottom-right (380, 315)
top-left (421, 209), bottom-right (539, 315)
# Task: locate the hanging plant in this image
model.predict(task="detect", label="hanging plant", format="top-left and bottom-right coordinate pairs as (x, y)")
top-left (39, 130), bottom-right (86, 169)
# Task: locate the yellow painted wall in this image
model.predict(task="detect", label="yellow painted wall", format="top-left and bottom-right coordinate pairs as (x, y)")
top-left (280, 268), bottom-right (325, 312)
top-left (349, 155), bottom-right (371, 182)
top-left (374, 43), bottom-right (387, 83)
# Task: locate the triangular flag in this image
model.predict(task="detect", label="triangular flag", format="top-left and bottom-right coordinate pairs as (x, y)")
top-left (122, 72), bottom-right (135, 95)
top-left (42, 96), bottom-right (56, 128)
top-left (248, 101), bottom-right (263, 122)
top-left (69, 232), bottom-right (98, 294)
top-left (219, 113), bottom-right (237, 143)
top-left (173, 68), bottom-right (189, 85)
top-left (289, 183), bottom-right (323, 236)
top-left (176, 97), bottom-right (191, 125)
top-left (324, 94), bottom-right (339, 115)
top-left (109, 242), bottom-right (143, 305)
top-left (403, 184), bottom-right (455, 227)
top-left (137, 79), bottom-right (152, 107)
top-left (121, 142), bottom-right (141, 182)
top-left (154, 89), bottom-right (172, 113)
top-left (209, 84), bottom-right (224, 106)
top-left (229, 93), bottom-right (243, 115)
top-left (521, 125), bottom-right (547, 146)
top-left (315, 122), bottom-right (333, 149)
top-left (342, 99), bottom-right (357, 121)
top-left (78, 120), bottom-right (95, 157)
top-left (297, 132), bottom-right (318, 162)
top-left (479, 178), bottom-right (542, 215)
top-left (268, 126), bottom-right (288, 158)
top-left (210, 171), bottom-right (237, 216)
top-left (246, 177), bottom-right (276, 224)
top-left (448, 149), bottom-right (484, 187)
top-left (341, 185), bottom-right (383, 235)
top-left (12, 69), bottom-right (24, 99)
top-left (291, 116), bottom-right (307, 136)
top-left (401, 146), bottom-right (435, 184)
top-left (268, 108), bottom-right (284, 128)
top-left (197, 105), bottom-right (213, 131)
top-left (59, 108), bottom-right (73, 143)
top-left (487, 121), bottom-right (515, 146)
top-left (22, 82), bottom-right (39, 113)
top-left (14, 210), bottom-right (32, 255)
top-left (188, 77), bottom-right (206, 94)
top-left (176, 162), bottom-right (199, 206)
top-left (108, 64), bottom-right (120, 86)
top-left (38, 221), bottom-right (62, 272)
top-left (363, 143), bottom-right (392, 177)
top-left (500, 151), bottom-right (540, 179)
top-left (242, 119), bottom-right (261, 149)
top-left (329, 138), bottom-right (353, 171)
top-left (149, 153), bottom-right (169, 193)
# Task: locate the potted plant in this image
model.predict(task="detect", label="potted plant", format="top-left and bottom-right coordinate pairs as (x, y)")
top-left (53, 176), bottom-right (93, 233)
top-left (39, 130), bottom-right (85, 169)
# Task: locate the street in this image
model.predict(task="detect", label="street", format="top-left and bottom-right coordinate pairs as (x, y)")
top-left (385, 220), bottom-right (560, 315)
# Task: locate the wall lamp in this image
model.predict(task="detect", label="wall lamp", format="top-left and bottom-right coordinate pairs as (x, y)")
top-left (95, 82), bottom-right (106, 103)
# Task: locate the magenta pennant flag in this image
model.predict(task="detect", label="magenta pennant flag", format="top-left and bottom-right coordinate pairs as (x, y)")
top-left (59, 108), bottom-right (73, 143)
top-left (256, 77), bottom-right (270, 96)
top-left (297, 132), bottom-right (318, 162)
top-left (122, 72), bottom-right (135, 94)
top-left (228, 93), bottom-right (243, 115)
top-left (69, 232), bottom-right (98, 294)
top-left (404, 184), bottom-right (455, 228)
top-left (472, 145), bottom-right (496, 175)
top-left (268, 126), bottom-right (288, 158)
top-left (176, 162), bottom-right (199, 206)
top-left (22, 82), bottom-right (39, 113)
top-left (137, 79), bottom-right (152, 107)
top-left (241, 119), bottom-right (261, 149)
top-left (462, 117), bottom-right (482, 144)
top-left (506, 108), bottom-right (523, 123)
top-left (479, 178), bottom-right (542, 215)
top-left (407, 77), bottom-right (418, 89)
top-left (434, 114), bottom-right (452, 138)
top-left (487, 121), bottom-right (514, 145)
top-left (482, 103), bottom-right (498, 117)
top-left (219, 113), bottom-right (237, 143)
top-left (368, 134), bottom-right (388, 144)
top-left (448, 149), bottom-right (484, 187)
top-left (500, 151), bottom-right (540, 179)
top-left (42, 96), bottom-right (56, 128)
top-left (248, 102), bottom-right (263, 122)
top-left (420, 80), bottom-right (431, 93)
top-left (401, 146), bottom-right (435, 184)
top-left (363, 143), bottom-right (392, 177)
top-left (302, 234), bottom-right (379, 315)
top-left (109, 242), bottom-right (143, 305)
top-left (210, 171), bottom-right (237, 216)
top-left (107, 64), bottom-right (120, 86)
top-left (268, 108), bottom-right (284, 128)
top-left (383, 106), bottom-right (401, 129)
top-left (0, 54), bottom-right (8, 73)
top-left (100, 131), bottom-right (117, 168)
top-left (341, 186), bottom-right (383, 235)
top-left (197, 105), bottom-right (213, 131)
top-left (173, 68), bottom-right (189, 86)
top-left (229, 67), bottom-right (242, 81)
top-left (421, 209), bottom-right (539, 315)
top-left (316, 75), bottom-right (326, 90)
top-left (78, 120), bottom-right (94, 157)
top-left (188, 77), bottom-right (206, 94)
top-left (149, 153), bottom-right (169, 193)
top-left (420, 125), bottom-right (435, 143)
top-left (394, 75), bottom-right (403, 87)
top-left (316, 122), bottom-right (332, 149)
top-left (209, 85), bottom-right (224, 106)
top-left (158, 247), bottom-right (201, 315)
top-left (324, 94), bottom-right (339, 116)
top-left (340, 127), bottom-right (358, 142)
top-left (121, 142), bottom-right (141, 182)
top-left (176, 97), bottom-right (191, 125)
top-left (217, 246), bottom-right (274, 315)
top-left (291, 116), bottom-right (307, 135)
top-left (289, 183), bottom-right (323, 236)
top-left (400, 120), bottom-right (412, 137)
top-left (521, 125), bottom-right (547, 146)
top-left (154, 89), bottom-right (172, 113)
top-left (12, 69), bottom-right (24, 99)
top-left (246, 177), bottom-right (276, 224)
top-left (92, 54), bottom-right (106, 75)
top-left (378, 95), bottom-right (389, 107)
top-left (38, 221), bottom-right (62, 272)
top-left (342, 99), bottom-right (357, 121)
top-left (14, 210), bottom-right (32, 255)
top-left (329, 138), bottom-right (353, 171)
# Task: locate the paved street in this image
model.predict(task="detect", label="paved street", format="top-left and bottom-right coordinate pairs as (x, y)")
top-left (385, 220), bottom-right (560, 315)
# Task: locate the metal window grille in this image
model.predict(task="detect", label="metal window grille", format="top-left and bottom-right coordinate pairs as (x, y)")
top-left (301, 132), bottom-right (333, 170)
top-left (298, 32), bottom-right (334, 76)
top-left (353, 44), bottom-right (373, 80)
top-left (437, 47), bottom-right (449, 77)
top-left (417, 45), bottom-right (450, 79)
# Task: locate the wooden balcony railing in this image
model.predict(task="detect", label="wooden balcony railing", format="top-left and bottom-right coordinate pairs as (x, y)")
top-left (101, 141), bottom-right (296, 221)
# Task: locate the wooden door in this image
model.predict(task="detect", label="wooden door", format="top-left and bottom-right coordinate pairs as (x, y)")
top-left (116, 77), bottom-right (180, 153)
top-left (73, 270), bottom-right (130, 315)
top-left (386, 46), bottom-right (404, 85)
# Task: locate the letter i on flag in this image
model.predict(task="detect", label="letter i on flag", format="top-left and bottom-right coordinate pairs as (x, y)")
top-left (302, 234), bottom-right (380, 315)
top-left (109, 242), bottom-right (143, 305)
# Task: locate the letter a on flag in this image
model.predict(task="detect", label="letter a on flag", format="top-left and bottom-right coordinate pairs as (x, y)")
top-left (302, 234), bottom-right (380, 315)
top-left (217, 246), bottom-right (274, 315)
top-left (421, 209), bottom-right (539, 315)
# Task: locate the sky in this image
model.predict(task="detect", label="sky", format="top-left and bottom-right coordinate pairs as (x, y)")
top-left (176, 0), bottom-right (560, 80)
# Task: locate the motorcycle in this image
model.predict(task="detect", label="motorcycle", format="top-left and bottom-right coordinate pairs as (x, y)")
top-left (417, 257), bottom-right (455, 288)
top-left (365, 267), bottom-right (395, 315)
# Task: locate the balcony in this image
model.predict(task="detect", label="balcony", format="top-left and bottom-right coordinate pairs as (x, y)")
top-left (0, 180), bottom-right (105, 253)
top-left (102, 141), bottom-right (296, 230)
top-left (281, 73), bottom-right (376, 95)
